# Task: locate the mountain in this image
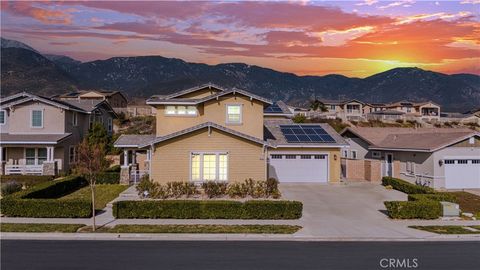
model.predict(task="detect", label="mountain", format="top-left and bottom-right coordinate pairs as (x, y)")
top-left (1, 37), bottom-right (39, 53)
top-left (1, 37), bottom-right (479, 111)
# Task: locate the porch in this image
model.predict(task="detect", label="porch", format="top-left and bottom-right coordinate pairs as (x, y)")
top-left (0, 146), bottom-right (59, 176)
top-left (120, 148), bottom-right (150, 185)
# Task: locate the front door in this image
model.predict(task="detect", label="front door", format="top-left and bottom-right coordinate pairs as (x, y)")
top-left (386, 153), bottom-right (393, 177)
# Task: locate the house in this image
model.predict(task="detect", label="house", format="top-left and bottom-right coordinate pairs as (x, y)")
top-left (341, 127), bottom-right (480, 189)
top-left (0, 92), bottom-right (117, 176)
top-left (125, 98), bottom-right (157, 117)
top-left (381, 100), bottom-right (441, 121)
top-left (55, 90), bottom-right (128, 111)
top-left (114, 84), bottom-right (347, 184)
top-left (319, 99), bottom-right (366, 121)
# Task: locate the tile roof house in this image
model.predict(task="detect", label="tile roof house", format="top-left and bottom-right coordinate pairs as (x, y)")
top-left (341, 127), bottom-right (480, 189)
top-left (114, 84), bottom-right (347, 184)
top-left (0, 92), bottom-right (117, 176)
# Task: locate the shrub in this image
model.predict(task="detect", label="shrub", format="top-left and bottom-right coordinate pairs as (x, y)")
top-left (408, 193), bottom-right (457, 203)
top-left (105, 165), bottom-right (121, 172)
top-left (382, 177), bottom-right (435, 194)
top-left (1, 181), bottom-right (23, 196)
top-left (227, 182), bottom-right (247, 198)
top-left (96, 172), bottom-right (120, 184)
top-left (0, 175), bottom-right (53, 188)
top-left (266, 178), bottom-right (281, 198)
top-left (113, 200), bottom-right (303, 219)
top-left (0, 175), bottom-right (91, 218)
top-left (202, 181), bottom-right (227, 198)
top-left (384, 201), bottom-right (442, 219)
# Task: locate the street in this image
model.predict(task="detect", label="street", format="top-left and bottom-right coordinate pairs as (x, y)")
top-left (1, 240), bottom-right (479, 270)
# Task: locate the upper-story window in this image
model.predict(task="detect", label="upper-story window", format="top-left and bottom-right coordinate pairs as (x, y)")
top-left (31, 110), bottom-right (43, 128)
top-left (226, 104), bottom-right (242, 124)
top-left (330, 105), bottom-right (335, 110)
top-left (107, 118), bottom-right (113, 132)
top-left (165, 106), bottom-right (197, 116)
top-left (72, 112), bottom-right (78, 126)
top-left (0, 110), bottom-right (6, 125)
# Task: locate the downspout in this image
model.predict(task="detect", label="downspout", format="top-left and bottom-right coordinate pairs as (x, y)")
top-left (263, 144), bottom-right (268, 180)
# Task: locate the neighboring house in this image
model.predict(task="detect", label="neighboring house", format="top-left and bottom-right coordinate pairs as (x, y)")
top-left (126, 98), bottom-right (157, 117)
top-left (0, 92), bottom-right (117, 176)
top-left (319, 99), bottom-right (366, 121)
top-left (114, 84), bottom-right (347, 185)
top-left (440, 112), bottom-right (480, 125)
top-left (380, 100), bottom-right (441, 121)
top-left (341, 127), bottom-right (480, 189)
top-left (55, 90), bottom-right (128, 112)
top-left (367, 110), bottom-right (405, 121)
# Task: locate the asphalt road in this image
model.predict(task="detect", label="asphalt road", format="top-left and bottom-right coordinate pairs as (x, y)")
top-left (1, 240), bottom-right (479, 270)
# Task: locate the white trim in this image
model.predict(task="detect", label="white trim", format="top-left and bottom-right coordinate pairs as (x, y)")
top-left (189, 151), bottom-right (229, 182)
top-left (30, 109), bottom-right (44, 128)
top-left (225, 104), bottom-right (243, 125)
top-left (0, 110), bottom-right (6, 125)
top-left (370, 147), bottom-right (431, 152)
top-left (0, 141), bottom-right (59, 145)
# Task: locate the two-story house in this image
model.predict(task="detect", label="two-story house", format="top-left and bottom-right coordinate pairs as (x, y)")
top-left (377, 101), bottom-right (441, 121)
top-left (54, 90), bottom-right (128, 112)
top-left (0, 92), bottom-right (117, 176)
top-left (114, 84), bottom-right (347, 185)
top-left (319, 99), bottom-right (367, 121)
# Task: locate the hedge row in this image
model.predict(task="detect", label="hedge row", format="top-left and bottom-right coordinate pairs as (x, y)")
top-left (113, 200), bottom-right (303, 219)
top-left (382, 177), bottom-right (435, 194)
top-left (1, 175), bottom-right (92, 218)
top-left (96, 172), bottom-right (120, 184)
top-left (384, 201), bottom-right (442, 219)
top-left (0, 175), bottom-right (54, 187)
top-left (408, 193), bottom-right (457, 203)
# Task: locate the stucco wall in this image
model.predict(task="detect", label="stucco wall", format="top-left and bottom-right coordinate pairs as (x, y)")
top-left (150, 128), bottom-right (266, 183)
top-left (8, 101), bottom-right (65, 134)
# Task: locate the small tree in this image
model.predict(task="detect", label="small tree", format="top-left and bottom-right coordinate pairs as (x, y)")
top-left (74, 139), bottom-right (110, 231)
top-left (309, 99), bottom-right (327, 112)
top-left (88, 122), bottom-right (109, 146)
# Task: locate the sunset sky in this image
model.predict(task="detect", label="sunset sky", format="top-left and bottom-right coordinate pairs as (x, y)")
top-left (1, 0), bottom-right (479, 77)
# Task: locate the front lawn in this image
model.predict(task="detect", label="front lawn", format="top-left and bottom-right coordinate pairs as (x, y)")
top-left (96, 224), bottom-right (302, 234)
top-left (449, 191), bottom-right (480, 217)
top-left (0, 223), bottom-right (85, 233)
top-left (60, 184), bottom-right (128, 211)
top-left (409, 225), bottom-right (480, 234)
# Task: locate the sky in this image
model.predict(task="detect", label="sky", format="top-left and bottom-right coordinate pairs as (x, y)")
top-left (1, 0), bottom-right (479, 77)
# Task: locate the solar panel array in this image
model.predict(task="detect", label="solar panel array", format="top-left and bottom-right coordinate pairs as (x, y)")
top-left (264, 103), bottom-right (283, 113)
top-left (280, 125), bottom-right (336, 143)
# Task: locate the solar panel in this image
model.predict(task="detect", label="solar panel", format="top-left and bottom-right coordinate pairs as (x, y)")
top-left (280, 125), bottom-right (336, 143)
top-left (264, 104), bottom-right (283, 113)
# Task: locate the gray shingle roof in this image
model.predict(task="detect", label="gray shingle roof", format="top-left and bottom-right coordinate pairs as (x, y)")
top-left (264, 120), bottom-right (348, 147)
top-left (0, 133), bottom-right (71, 144)
top-left (114, 134), bottom-right (156, 147)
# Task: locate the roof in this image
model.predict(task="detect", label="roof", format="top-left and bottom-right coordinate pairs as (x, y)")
top-left (384, 100), bottom-right (440, 108)
top-left (0, 92), bottom-right (87, 113)
top-left (61, 99), bottom-right (118, 117)
top-left (114, 134), bottom-right (156, 147)
top-left (0, 133), bottom-right (71, 145)
top-left (342, 127), bottom-right (478, 152)
top-left (264, 120), bottom-right (348, 147)
top-left (56, 90), bottom-right (125, 99)
top-left (264, 100), bottom-right (293, 116)
top-left (369, 110), bottom-right (405, 115)
top-left (147, 87), bottom-right (272, 105)
top-left (158, 83), bottom-right (227, 100)
top-left (318, 98), bottom-right (365, 106)
top-left (138, 122), bottom-right (270, 148)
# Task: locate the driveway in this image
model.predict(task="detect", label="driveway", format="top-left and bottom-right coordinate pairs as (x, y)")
top-left (280, 182), bottom-right (433, 239)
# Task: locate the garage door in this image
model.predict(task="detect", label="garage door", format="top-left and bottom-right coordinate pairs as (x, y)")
top-left (268, 154), bottom-right (328, 183)
top-left (444, 158), bottom-right (480, 189)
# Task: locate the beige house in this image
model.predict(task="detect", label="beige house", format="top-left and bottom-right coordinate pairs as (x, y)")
top-left (319, 99), bottom-right (366, 121)
top-left (0, 92), bottom-right (117, 175)
top-left (376, 100), bottom-right (441, 121)
top-left (115, 84), bottom-right (347, 184)
top-left (341, 127), bottom-right (480, 189)
top-left (55, 90), bottom-right (128, 111)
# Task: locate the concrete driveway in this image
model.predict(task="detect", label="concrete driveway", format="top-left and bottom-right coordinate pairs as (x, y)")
top-left (281, 182), bottom-right (433, 239)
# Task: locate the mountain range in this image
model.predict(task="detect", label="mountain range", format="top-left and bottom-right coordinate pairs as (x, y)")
top-left (1, 37), bottom-right (479, 111)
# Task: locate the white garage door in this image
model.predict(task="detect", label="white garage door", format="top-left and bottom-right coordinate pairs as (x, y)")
top-left (444, 158), bottom-right (480, 189)
top-left (268, 154), bottom-right (328, 183)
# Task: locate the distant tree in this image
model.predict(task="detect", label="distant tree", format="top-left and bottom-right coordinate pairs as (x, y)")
top-left (310, 99), bottom-right (327, 112)
top-left (292, 114), bottom-right (307, 123)
top-left (88, 122), bottom-right (109, 146)
top-left (74, 139), bottom-right (110, 231)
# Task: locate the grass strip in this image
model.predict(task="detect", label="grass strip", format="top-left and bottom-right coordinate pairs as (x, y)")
top-left (0, 223), bottom-right (85, 233)
top-left (409, 225), bottom-right (480, 234)
top-left (95, 224), bottom-right (302, 234)
top-left (60, 184), bottom-right (128, 211)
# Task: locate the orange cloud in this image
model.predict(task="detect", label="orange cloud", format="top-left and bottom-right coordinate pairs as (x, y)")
top-left (1, 1), bottom-right (72, 24)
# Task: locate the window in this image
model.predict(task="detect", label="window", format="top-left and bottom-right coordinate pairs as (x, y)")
top-left (372, 151), bottom-right (381, 158)
top-left (107, 118), bottom-right (113, 132)
top-left (37, 148), bottom-right (47, 165)
top-left (472, 160), bottom-right (480, 164)
top-left (0, 110), bottom-right (5, 125)
top-left (330, 105), bottom-right (335, 110)
top-left (469, 137), bottom-right (475, 144)
top-left (271, 155), bottom-right (283, 159)
top-left (72, 112), bottom-right (78, 126)
top-left (314, 155), bottom-right (326, 159)
top-left (226, 104), bottom-right (242, 124)
top-left (351, 150), bottom-right (357, 159)
top-left (1, 148), bottom-right (6, 162)
top-left (31, 110), bottom-right (43, 128)
top-left (458, 159), bottom-right (468, 164)
top-left (285, 155), bottom-right (296, 159)
top-left (25, 148), bottom-right (36, 165)
top-left (69, 146), bottom-right (76, 163)
top-left (342, 150), bottom-right (348, 158)
top-left (191, 153), bottom-right (228, 181)
top-left (165, 106), bottom-right (197, 116)
top-left (300, 155), bottom-right (312, 159)
top-left (444, 159), bottom-right (455, 164)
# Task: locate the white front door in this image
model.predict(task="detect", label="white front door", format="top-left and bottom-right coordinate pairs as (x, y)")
top-left (444, 158), bottom-right (480, 189)
top-left (268, 153), bottom-right (329, 183)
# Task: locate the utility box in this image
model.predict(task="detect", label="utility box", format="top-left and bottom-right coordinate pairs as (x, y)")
top-left (440, 201), bottom-right (460, 217)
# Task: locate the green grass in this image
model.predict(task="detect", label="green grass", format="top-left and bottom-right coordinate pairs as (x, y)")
top-left (95, 224), bottom-right (302, 234)
top-left (409, 225), bottom-right (480, 234)
top-left (0, 223), bottom-right (85, 233)
top-left (449, 191), bottom-right (480, 217)
top-left (60, 184), bottom-right (128, 211)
